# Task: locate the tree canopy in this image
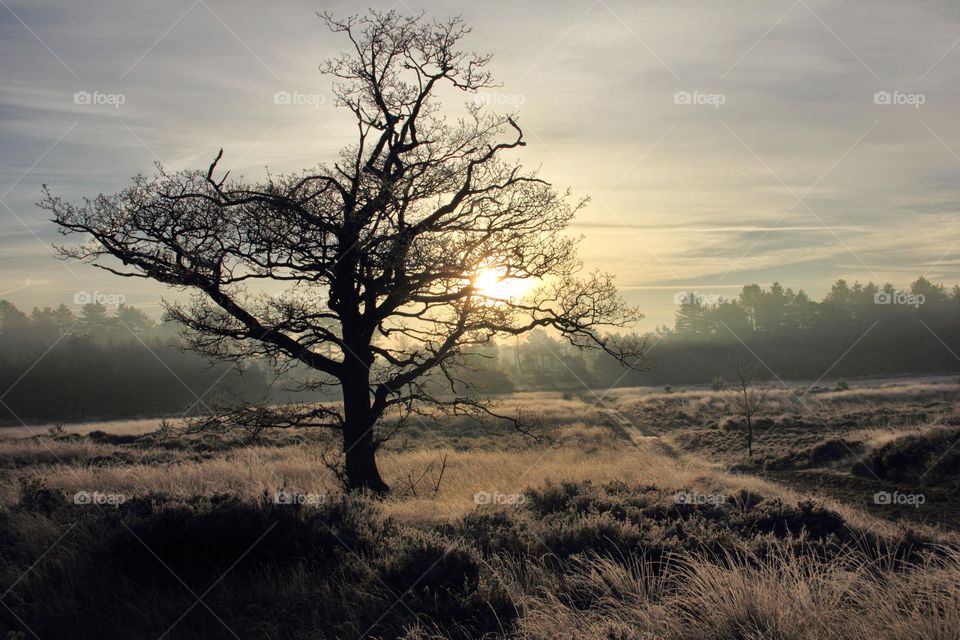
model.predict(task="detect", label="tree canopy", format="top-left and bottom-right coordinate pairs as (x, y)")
top-left (44, 10), bottom-right (643, 492)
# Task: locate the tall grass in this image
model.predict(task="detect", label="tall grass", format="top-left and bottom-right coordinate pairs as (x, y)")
top-left (508, 547), bottom-right (960, 640)
top-left (2, 476), bottom-right (954, 639)
top-left (2, 382), bottom-right (958, 638)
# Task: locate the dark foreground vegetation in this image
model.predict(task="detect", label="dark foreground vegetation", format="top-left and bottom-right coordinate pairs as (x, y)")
top-left (1, 382), bottom-right (959, 638)
top-left (0, 480), bottom-right (953, 640)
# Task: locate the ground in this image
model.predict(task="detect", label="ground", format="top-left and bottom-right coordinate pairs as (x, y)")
top-left (0, 377), bottom-right (958, 639)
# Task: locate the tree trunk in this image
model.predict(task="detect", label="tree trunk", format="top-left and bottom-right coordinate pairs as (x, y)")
top-left (340, 365), bottom-right (390, 494)
top-left (343, 425), bottom-right (389, 494)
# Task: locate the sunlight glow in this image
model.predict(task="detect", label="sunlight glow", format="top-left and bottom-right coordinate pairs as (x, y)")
top-left (472, 267), bottom-right (532, 302)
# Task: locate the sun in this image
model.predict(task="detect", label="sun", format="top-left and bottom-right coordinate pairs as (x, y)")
top-left (472, 267), bottom-right (531, 302)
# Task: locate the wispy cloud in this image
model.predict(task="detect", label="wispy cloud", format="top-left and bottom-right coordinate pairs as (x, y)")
top-left (1, 0), bottom-right (960, 328)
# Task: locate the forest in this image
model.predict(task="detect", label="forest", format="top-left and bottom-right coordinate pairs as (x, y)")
top-left (0, 300), bottom-right (269, 423)
top-left (1, 275), bottom-right (957, 424)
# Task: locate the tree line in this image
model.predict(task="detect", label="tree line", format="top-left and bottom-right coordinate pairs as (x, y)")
top-left (636, 275), bottom-right (960, 385)
top-left (486, 276), bottom-right (960, 389)
top-left (2, 276), bottom-right (958, 424)
top-left (0, 300), bottom-right (270, 424)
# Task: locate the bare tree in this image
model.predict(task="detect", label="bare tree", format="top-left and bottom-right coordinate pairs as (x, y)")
top-left (43, 10), bottom-right (643, 493)
top-left (730, 361), bottom-right (770, 459)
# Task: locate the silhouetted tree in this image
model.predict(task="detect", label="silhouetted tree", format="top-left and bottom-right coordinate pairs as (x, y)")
top-left (115, 304), bottom-right (155, 334)
top-left (755, 281), bottom-right (787, 333)
top-left (30, 304), bottom-right (76, 341)
top-left (675, 294), bottom-right (707, 336)
top-left (44, 10), bottom-right (643, 493)
top-left (738, 284), bottom-right (763, 330)
top-left (731, 361), bottom-right (769, 459)
top-left (785, 289), bottom-right (816, 331)
top-left (0, 300), bottom-right (29, 335)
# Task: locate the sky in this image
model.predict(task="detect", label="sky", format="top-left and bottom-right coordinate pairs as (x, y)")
top-left (2, 0), bottom-right (960, 329)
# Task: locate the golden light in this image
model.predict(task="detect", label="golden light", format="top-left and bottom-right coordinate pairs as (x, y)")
top-left (472, 267), bottom-right (531, 302)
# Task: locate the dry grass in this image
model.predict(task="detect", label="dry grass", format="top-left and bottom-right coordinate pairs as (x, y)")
top-left (1, 424), bottom-right (939, 544)
top-left (0, 428), bottom-right (690, 517)
top-left (3, 380), bottom-right (960, 638)
top-left (617, 377), bottom-right (959, 410)
top-left (0, 416), bottom-right (170, 439)
top-left (505, 547), bottom-right (960, 640)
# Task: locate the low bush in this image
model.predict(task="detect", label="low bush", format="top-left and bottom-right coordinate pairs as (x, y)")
top-left (0, 480), bottom-right (946, 639)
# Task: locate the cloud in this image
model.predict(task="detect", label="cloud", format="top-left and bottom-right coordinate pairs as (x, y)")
top-left (1, 0), bottom-right (960, 329)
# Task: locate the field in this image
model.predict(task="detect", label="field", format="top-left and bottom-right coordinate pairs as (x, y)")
top-left (1, 378), bottom-right (959, 639)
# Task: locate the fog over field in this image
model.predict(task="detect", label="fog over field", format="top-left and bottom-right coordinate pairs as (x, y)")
top-left (2, 2), bottom-right (960, 639)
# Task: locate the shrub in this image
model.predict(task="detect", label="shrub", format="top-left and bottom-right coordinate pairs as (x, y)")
top-left (857, 427), bottom-right (960, 485)
top-left (0, 480), bottom-right (943, 639)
